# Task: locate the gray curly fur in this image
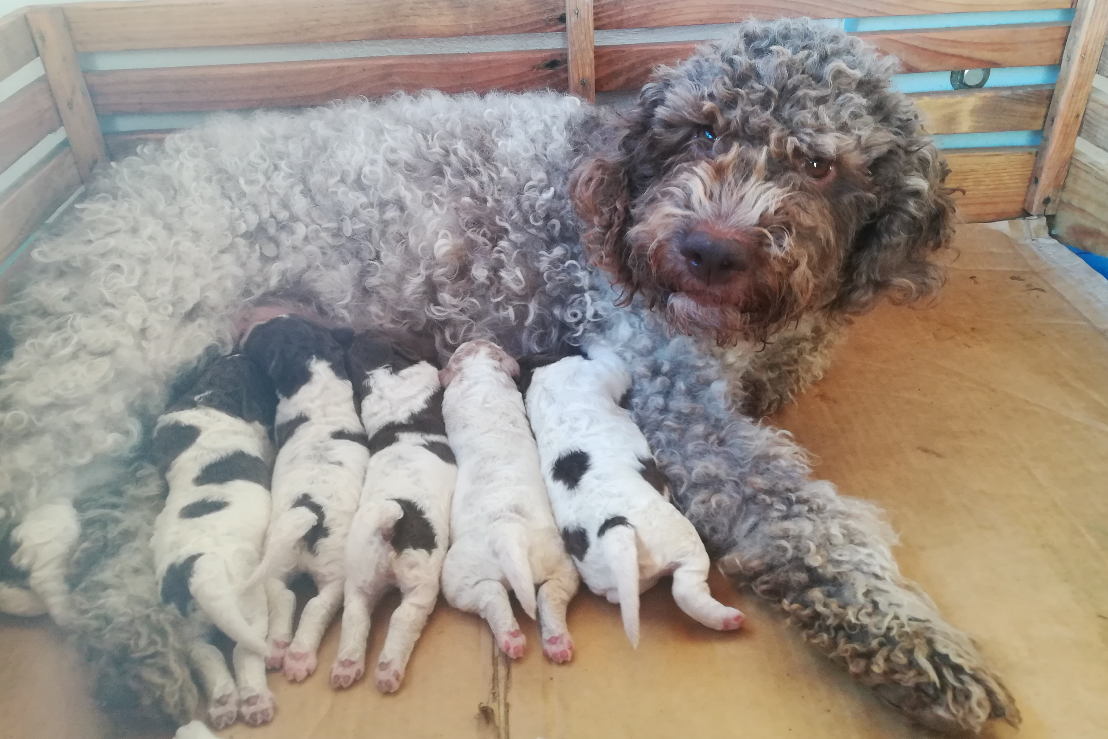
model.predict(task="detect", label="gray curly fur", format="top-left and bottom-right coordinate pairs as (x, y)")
top-left (0, 19), bottom-right (1016, 734)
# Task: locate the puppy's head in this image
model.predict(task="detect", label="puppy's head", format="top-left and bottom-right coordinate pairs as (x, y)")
top-left (439, 340), bottom-right (520, 387)
top-left (165, 354), bottom-right (277, 426)
top-left (571, 18), bottom-right (953, 344)
top-left (241, 315), bottom-right (348, 398)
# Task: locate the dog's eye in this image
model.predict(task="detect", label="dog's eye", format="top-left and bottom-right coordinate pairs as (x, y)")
top-left (697, 128), bottom-right (715, 141)
top-left (802, 158), bottom-right (832, 179)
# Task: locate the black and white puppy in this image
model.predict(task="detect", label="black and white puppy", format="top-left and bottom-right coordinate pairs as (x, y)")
top-left (332, 333), bottom-right (457, 693)
top-left (150, 354), bottom-right (278, 728)
top-left (525, 346), bottom-right (744, 647)
top-left (439, 340), bottom-right (578, 663)
top-left (241, 315), bottom-right (370, 682)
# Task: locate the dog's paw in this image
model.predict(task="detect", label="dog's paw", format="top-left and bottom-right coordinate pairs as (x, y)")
top-left (207, 688), bottom-right (238, 730)
top-left (330, 657), bottom-right (365, 689)
top-left (282, 649), bottom-right (317, 682)
top-left (718, 608), bottom-right (745, 631)
top-left (238, 687), bottom-right (276, 726)
top-left (266, 639), bottom-right (289, 671)
top-left (497, 629), bottom-right (526, 659)
top-left (374, 660), bottom-right (404, 694)
top-left (542, 633), bottom-right (573, 663)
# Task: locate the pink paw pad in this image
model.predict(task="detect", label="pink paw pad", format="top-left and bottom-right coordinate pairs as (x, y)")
top-left (375, 660), bottom-right (404, 693)
top-left (266, 640), bottom-right (289, 670)
top-left (238, 690), bottom-right (276, 726)
top-left (543, 633), bottom-right (574, 663)
top-left (499, 629), bottom-right (526, 659)
top-left (330, 658), bottom-right (365, 689)
top-left (207, 691), bottom-right (238, 730)
top-left (282, 649), bottom-right (317, 682)
top-left (721, 611), bottom-right (745, 631)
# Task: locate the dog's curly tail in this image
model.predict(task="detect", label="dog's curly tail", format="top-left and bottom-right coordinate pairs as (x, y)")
top-left (242, 506), bottom-right (317, 591)
top-left (189, 554), bottom-right (269, 656)
top-left (600, 524), bottom-right (641, 648)
top-left (494, 525), bottom-right (537, 620)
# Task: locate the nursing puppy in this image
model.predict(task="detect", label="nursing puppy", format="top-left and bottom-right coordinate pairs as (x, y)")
top-left (150, 354), bottom-right (278, 728)
top-left (525, 347), bottom-right (744, 647)
top-left (333, 333), bottom-right (457, 692)
top-left (439, 340), bottom-right (578, 662)
top-left (241, 315), bottom-right (370, 682)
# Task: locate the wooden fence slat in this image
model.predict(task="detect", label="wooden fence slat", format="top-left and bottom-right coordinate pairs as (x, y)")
top-left (0, 142), bottom-right (82, 265)
top-left (594, 0), bottom-right (1074, 31)
top-left (63, 0), bottom-right (565, 52)
top-left (85, 50), bottom-right (570, 114)
top-left (1076, 74), bottom-right (1108, 151)
top-left (913, 85), bottom-right (1054, 134)
top-left (946, 146), bottom-right (1036, 222)
top-left (595, 24), bottom-right (1069, 93)
top-left (1055, 136), bottom-right (1108, 255)
top-left (566, 0), bottom-right (596, 103)
top-left (0, 11), bottom-right (37, 82)
top-left (1025, 0), bottom-right (1108, 215)
top-left (0, 78), bottom-right (63, 174)
top-left (26, 8), bottom-right (107, 185)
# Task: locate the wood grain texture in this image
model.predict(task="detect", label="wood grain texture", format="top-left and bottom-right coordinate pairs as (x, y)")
top-left (103, 130), bottom-right (171, 160)
top-left (566, 0), bottom-right (596, 103)
top-left (62, 0), bottom-right (565, 52)
top-left (0, 143), bottom-right (82, 265)
top-left (1077, 74), bottom-right (1108, 149)
top-left (1025, 0), bottom-right (1108, 215)
top-left (913, 85), bottom-right (1054, 135)
top-left (595, 24), bottom-right (1069, 93)
top-left (594, 0), bottom-right (1074, 30)
top-left (0, 11), bottom-right (37, 82)
top-left (946, 147), bottom-right (1037, 222)
top-left (86, 50), bottom-right (569, 114)
top-left (25, 8), bottom-right (107, 185)
top-left (0, 78), bottom-right (62, 174)
top-left (1054, 135), bottom-right (1108, 254)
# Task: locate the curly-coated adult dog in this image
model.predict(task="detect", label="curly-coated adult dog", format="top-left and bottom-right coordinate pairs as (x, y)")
top-left (0, 19), bottom-right (1017, 734)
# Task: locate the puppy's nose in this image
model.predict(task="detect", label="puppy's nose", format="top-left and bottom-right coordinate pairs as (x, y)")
top-left (678, 230), bottom-right (749, 285)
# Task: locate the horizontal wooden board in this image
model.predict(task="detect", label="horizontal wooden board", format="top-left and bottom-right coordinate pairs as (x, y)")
top-left (596, 24), bottom-right (1069, 92)
top-left (595, 0), bottom-right (1074, 30)
top-left (0, 11), bottom-right (37, 82)
top-left (945, 146), bottom-right (1036, 222)
top-left (1077, 74), bottom-right (1108, 150)
top-left (103, 130), bottom-right (171, 160)
top-left (1055, 136), bottom-right (1108, 255)
top-left (86, 50), bottom-right (569, 114)
top-left (0, 78), bottom-right (62, 174)
top-left (0, 143), bottom-right (82, 265)
top-left (913, 85), bottom-right (1053, 134)
top-left (63, 0), bottom-right (565, 52)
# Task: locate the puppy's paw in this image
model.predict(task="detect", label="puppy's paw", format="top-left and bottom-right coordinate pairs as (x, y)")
top-left (330, 657), bottom-right (365, 689)
top-left (498, 629), bottom-right (526, 659)
top-left (266, 639), bottom-right (289, 671)
top-left (542, 633), bottom-right (574, 663)
top-left (719, 608), bottom-right (745, 631)
top-left (374, 660), bottom-right (404, 694)
top-left (238, 687), bottom-right (276, 726)
top-left (282, 649), bottom-right (317, 682)
top-left (207, 688), bottom-right (238, 730)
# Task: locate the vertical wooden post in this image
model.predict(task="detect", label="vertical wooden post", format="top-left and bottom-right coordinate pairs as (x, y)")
top-left (1024, 0), bottom-right (1108, 215)
top-left (25, 7), bottom-right (107, 184)
top-left (566, 0), bottom-right (595, 103)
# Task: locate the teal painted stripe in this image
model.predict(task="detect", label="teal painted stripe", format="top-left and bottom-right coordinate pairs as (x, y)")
top-left (893, 65), bottom-right (1060, 93)
top-left (933, 130), bottom-right (1042, 149)
top-left (843, 9), bottom-right (1074, 32)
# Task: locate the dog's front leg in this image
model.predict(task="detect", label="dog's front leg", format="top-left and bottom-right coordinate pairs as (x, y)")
top-left (602, 314), bottom-right (1019, 735)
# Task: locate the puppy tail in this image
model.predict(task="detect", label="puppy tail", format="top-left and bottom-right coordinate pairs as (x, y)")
top-left (495, 525), bottom-right (537, 620)
top-left (601, 524), bottom-right (641, 648)
top-left (344, 500), bottom-right (405, 586)
top-left (242, 506), bottom-right (318, 590)
top-left (189, 554), bottom-right (269, 657)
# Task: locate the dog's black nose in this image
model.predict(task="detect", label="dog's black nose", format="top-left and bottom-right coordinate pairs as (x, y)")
top-left (678, 230), bottom-right (749, 285)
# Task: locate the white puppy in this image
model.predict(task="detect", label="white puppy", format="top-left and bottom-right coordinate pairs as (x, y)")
top-left (524, 346), bottom-right (744, 647)
top-left (150, 354), bottom-right (278, 728)
top-left (439, 340), bottom-right (578, 662)
top-left (241, 315), bottom-right (370, 683)
top-left (333, 333), bottom-right (457, 693)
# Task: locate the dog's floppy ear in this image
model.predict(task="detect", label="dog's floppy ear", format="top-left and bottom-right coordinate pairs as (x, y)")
top-left (833, 137), bottom-right (954, 313)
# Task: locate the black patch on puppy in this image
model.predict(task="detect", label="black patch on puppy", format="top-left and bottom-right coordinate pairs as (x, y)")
top-left (551, 450), bottom-right (590, 489)
top-left (152, 422), bottom-right (201, 476)
top-left (598, 516), bottom-right (632, 537)
top-left (618, 389), bottom-right (632, 410)
top-left (331, 429), bottom-right (370, 450)
top-left (561, 526), bottom-right (589, 560)
top-left (166, 355), bottom-right (277, 426)
top-left (242, 315), bottom-right (349, 398)
top-left (421, 439), bottom-right (456, 465)
top-left (0, 521), bottom-right (31, 588)
top-left (161, 553), bottom-right (202, 615)
top-left (193, 451), bottom-right (270, 488)
top-left (367, 387), bottom-right (447, 454)
top-left (292, 494), bottom-right (328, 554)
top-left (275, 414), bottom-right (308, 448)
top-left (179, 498), bottom-right (229, 519)
top-left (391, 499), bottom-right (437, 553)
top-left (638, 457), bottom-right (669, 494)
top-left (515, 347), bottom-right (586, 394)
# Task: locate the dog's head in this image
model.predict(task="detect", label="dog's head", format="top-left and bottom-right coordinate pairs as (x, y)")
top-left (571, 19), bottom-right (954, 343)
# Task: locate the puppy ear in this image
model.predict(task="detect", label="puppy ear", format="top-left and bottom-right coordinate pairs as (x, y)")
top-left (437, 366), bottom-right (456, 387)
top-left (833, 139), bottom-right (954, 313)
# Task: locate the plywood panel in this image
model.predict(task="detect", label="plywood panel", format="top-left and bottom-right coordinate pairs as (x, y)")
top-left (1077, 74), bottom-right (1108, 151)
top-left (913, 85), bottom-right (1053, 135)
top-left (0, 78), bottom-right (62, 174)
top-left (86, 50), bottom-right (570, 114)
top-left (1055, 136), bottom-right (1108, 255)
top-left (0, 143), bottom-right (82, 265)
top-left (946, 147), bottom-right (1036, 222)
top-left (0, 11), bottom-right (36, 82)
top-left (62, 0), bottom-right (565, 52)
